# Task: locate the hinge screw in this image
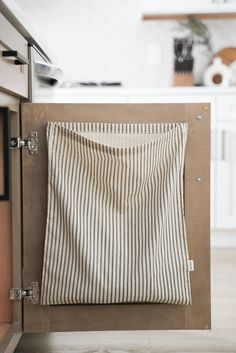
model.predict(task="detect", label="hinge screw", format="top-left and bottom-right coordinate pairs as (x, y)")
top-left (197, 115), bottom-right (203, 120)
top-left (196, 177), bottom-right (202, 183)
top-left (11, 139), bottom-right (17, 148)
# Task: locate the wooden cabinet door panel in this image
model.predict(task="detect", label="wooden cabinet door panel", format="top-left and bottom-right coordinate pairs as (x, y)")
top-left (21, 103), bottom-right (210, 332)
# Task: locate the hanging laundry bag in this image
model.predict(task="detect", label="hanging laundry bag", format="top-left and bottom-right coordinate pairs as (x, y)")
top-left (41, 122), bottom-right (191, 306)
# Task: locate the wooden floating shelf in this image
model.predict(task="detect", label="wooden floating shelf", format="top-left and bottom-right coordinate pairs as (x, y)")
top-left (142, 13), bottom-right (236, 20)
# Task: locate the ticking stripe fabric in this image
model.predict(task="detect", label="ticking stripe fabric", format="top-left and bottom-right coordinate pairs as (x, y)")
top-left (41, 122), bottom-right (191, 306)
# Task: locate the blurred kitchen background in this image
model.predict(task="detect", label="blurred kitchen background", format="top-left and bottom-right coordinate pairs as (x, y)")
top-left (14, 0), bottom-right (236, 87)
top-left (12, 0), bottom-right (236, 248)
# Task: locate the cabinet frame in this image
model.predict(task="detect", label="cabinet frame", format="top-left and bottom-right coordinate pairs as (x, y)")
top-left (0, 107), bottom-right (10, 200)
top-left (0, 102), bottom-right (23, 353)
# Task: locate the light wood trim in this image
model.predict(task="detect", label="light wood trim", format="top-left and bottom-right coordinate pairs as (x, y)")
top-left (184, 103), bottom-right (211, 330)
top-left (10, 109), bottom-right (23, 334)
top-left (0, 325), bottom-right (22, 353)
top-left (0, 98), bottom-right (22, 353)
top-left (0, 104), bottom-right (13, 324)
top-left (0, 324), bottom-right (10, 341)
top-left (142, 13), bottom-right (236, 20)
top-left (0, 202), bottom-right (12, 323)
top-left (0, 113), bottom-right (4, 195)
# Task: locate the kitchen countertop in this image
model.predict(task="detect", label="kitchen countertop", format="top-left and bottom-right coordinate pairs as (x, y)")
top-left (34, 85), bottom-right (236, 104)
top-left (53, 86), bottom-right (236, 94)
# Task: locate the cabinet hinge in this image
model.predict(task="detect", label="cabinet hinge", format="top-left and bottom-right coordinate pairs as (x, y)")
top-left (10, 132), bottom-right (38, 155)
top-left (10, 282), bottom-right (39, 304)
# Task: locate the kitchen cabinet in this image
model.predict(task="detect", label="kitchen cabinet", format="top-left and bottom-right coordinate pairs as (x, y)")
top-left (0, 13), bottom-right (29, 98)
top-left (0, 92), bottom-right (22, 353)
top-left (140, 0), bottom-right (236, 19)
top-left (0, 10), bottom-right (29, 353)
top-left (214, 95), bottom-right (236, 229)
top-left (214, 123), bottom-right (236, 229)
top-left (0, 103), bottom-right (210, 353)
top-left (0, 4), bottom-right (68, 352)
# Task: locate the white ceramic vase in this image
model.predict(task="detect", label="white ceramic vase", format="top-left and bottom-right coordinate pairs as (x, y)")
top-left (192, 44), bottom-right (211, 86)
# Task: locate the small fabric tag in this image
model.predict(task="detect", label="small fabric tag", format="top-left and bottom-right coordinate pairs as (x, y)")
top-left (188, 260), bottom-right (195, 272)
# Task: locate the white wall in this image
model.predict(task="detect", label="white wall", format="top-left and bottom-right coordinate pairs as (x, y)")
top-left (16, 0), bottom-right (236, 86)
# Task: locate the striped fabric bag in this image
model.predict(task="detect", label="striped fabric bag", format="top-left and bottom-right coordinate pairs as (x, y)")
top-left (41, 122), bottom-right (191, 306)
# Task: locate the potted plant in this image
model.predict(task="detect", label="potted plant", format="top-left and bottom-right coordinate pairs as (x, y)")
top-left (178, 16), bottom-right (213, 85)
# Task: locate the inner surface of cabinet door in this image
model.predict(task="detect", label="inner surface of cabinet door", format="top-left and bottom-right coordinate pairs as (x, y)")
top-left (21, 103), bottom-right (210, 332)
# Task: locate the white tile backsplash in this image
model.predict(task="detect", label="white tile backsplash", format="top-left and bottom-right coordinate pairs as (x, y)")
top-left (15, 0), bottom-right (236, 86)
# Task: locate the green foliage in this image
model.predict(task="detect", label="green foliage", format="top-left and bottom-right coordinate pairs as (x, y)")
top-left (178, 16), bottom-right (212, 53)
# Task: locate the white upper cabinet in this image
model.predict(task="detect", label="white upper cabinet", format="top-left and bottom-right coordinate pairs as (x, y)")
top-left (140, 0), bottom-right (236, 17)
top-left (214, 123), bottom-right (236, 229)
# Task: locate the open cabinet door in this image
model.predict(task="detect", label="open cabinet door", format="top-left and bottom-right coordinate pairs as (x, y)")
top-left (21, 103), bottom-right (211, 332)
